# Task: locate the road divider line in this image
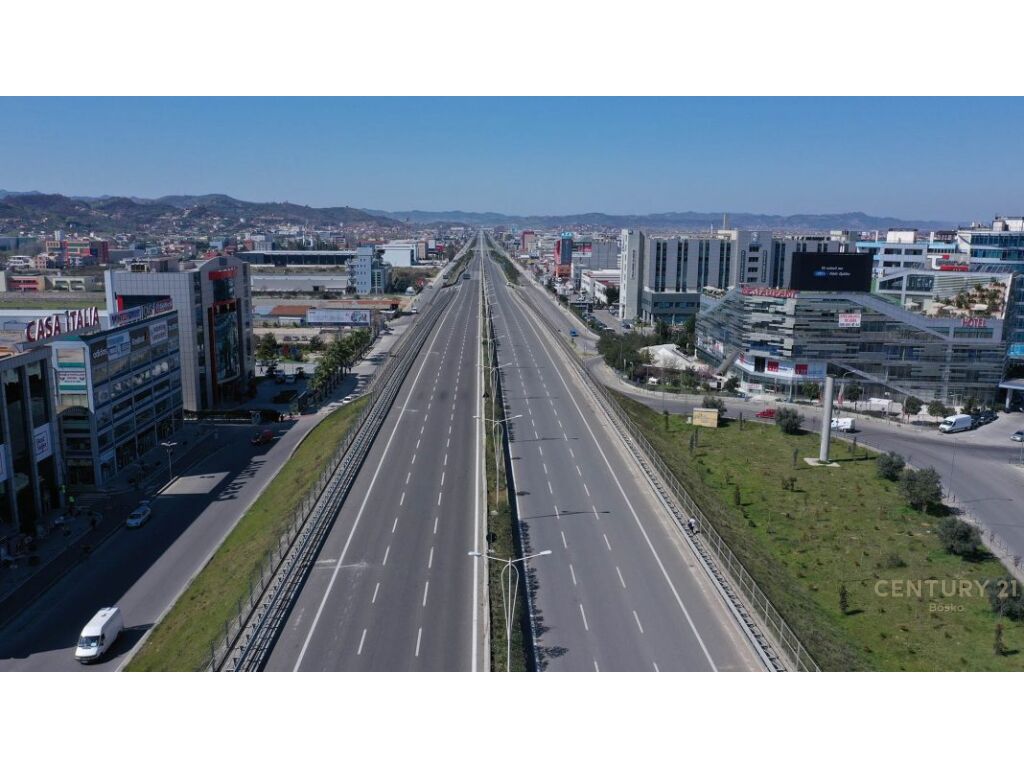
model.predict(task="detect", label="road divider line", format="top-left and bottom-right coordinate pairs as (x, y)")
top-left (633, 610), bottom-right (645, 634)
top-left (357, 628), bottom-right (367, 655)
top-left (372, 582), bottom-right (380, 604)
top-left (579, 603), bottom-right (590, 631)
top-left (382, 545), bottom-right (390, 566)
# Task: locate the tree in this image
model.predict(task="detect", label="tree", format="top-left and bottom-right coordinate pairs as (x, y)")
top-left (962, 395), bottom-right (980, 415)
top-left (839, 584), bottom-right (850, 615)
top-left (927, 400), bottom-right (950, 419)
top-left (723, 375), bottom-right (740, 393)
top-left (604, 285), bottom-right (620, 306)
top-left (308, 335), bottom-right (324, 352)
top-left (987, 579), bottom-right (1024, 620)
top-left (936, 516), bottom-right (984, 558)
top-left (775, 407), bottom-right (804, 435)
top-left (701, 395), bottom-right (727, 416)
top-left (903, 395), bottom-right (923, 420)
top-left (256, 333), bottom-right (279, 363)
top-left (994, 623), bottom-right (1007, 656)
top-left (899, 467), bottom-right (944, 513)
top-left (876, 451), bottom-right (906, 481)
top-left (801, 381), bottom-right (821, 401)
top-left (844, 382), bottom-right (863, 404)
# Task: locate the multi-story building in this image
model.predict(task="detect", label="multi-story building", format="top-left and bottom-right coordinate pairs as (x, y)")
top-left (856, 229), bottom-right (960, 273)
top-left (620, 229), bottom-right (853, 325)
top-left (104, 253), bottom-right (254, 411)
top-left (380, 240), bottom-right (417, 267)
top-left (349, 245), bottom-right (392, 295)
top-left (568, 237), bottom-right (620, 291)
top-left (0, 345), bottom-right (64, 547)
top-left (46, 303), bottom-right (183, 487)
top-left (43, 238), bottom-right (110, 268)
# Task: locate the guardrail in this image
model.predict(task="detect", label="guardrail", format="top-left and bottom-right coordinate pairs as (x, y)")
top-left (206, 285), bottom-right (458, 671)
top-left (504, 251), bottom-right (818, 672)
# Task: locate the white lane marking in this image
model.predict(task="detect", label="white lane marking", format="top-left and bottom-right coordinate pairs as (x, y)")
top-left (534, 430), bottom-right (539, 439)
top-left (411, 453), bottom-right (416, 464)
top-left (569, 448), bottom-right (575, 459)
top-left (449, 424), bottom-right (453, 434)
top-left (569, 563), bottom-right (577, 585)
top-left (416, 439), bottom-right (421, 450)
top-left (444, 453), bottom-right (448, 466)
top-left (576, 465), bottom-right (582, 477)
top-left (542, 463), bottom-right (548, 475)
top-left (446, 438), bottom-right (450, 449)
top-left (538, 445), bottom-right (543, 456)
top-left (562, 431), bottom-right (567, 440)
top-left (584, 483), bottom-right (591, 497)
top-left (653, 662), bottom-right (660, 672)
top-left (405, 472), bottom-right (411, 484)
top-left (382, 545), bottom-right (390, 566)
top-left (561, 530), bottom-right (568, 549)
top-left (579, 603), bottom-right (590, 631)
top-left (594, 659), bottom-right (600, 672)
top-left (603, 533), bottom-right (612, 551)
top-left (357, 628), bottom-right (367, 655)
top-left (400, 491), bottom-right (405, 506)
top-left (392, 517), bottom-right (398, 533)
top-left (554, 504), bottom-right (560, 520)
top-left (592, 504), bottom-right (598, 519)
top-left (420, 425), bottom-right (425, 435)
top-left (428, 546), bottom-right (434, 569)
top-left (437, 491), bottom-right (443, 506)
top-left (415, 627), bottom-right (423, 657)
top-left (422, 580), bottom-right (430, 607)
top-left (441, 471), bottom-right (446, 486)
top-left (547, 480), bottom-right (553, 494)
top-left (434, 516), bottom-right (439, 534)
top-left (372, 582), bottom-right (380, 604)
top-left (616, 566), bottom-right (626, 589)
top-left (633, 610), bottom-right (645, 634)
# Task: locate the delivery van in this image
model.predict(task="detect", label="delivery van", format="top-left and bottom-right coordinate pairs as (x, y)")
top-left (75, 607), bottom-right (123, 663)
top-left (939, 414), bottom-right (974, 433)
top-left (831, 417), bottom-right (856, 432)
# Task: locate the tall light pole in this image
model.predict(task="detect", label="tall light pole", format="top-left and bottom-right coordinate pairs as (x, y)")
top-left (476, 414), bottom-right (521, 501)
top-left (160, 441), bottom-right (178, 484)
top-left (468, 549), bottom-right (552, 671)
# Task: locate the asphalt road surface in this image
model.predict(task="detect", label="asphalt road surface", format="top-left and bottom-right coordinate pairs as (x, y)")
top-left (265, 250), bottom-right (485, 671)
top-left (483, 234), bottom-right (761, 671)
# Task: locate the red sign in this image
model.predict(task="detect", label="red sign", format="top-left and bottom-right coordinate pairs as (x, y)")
top-left (741, 285), bottom-right (798, 299)
top-left (25, 306), bottom-right (100, 341)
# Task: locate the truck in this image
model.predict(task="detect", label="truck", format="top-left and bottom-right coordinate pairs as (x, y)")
top-left (75, 606), bottom-right (124, 663)
top-left (939, 414), bottom-right (974, 433)
top-left (831, 417), bottom-right (856, 432)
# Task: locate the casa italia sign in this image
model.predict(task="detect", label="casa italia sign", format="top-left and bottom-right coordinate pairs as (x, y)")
top-left (25, 306), bottom-right (101, 342)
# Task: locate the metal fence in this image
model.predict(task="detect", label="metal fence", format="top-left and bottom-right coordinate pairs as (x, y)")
top-left (204, 288), bottom-right (456, 671)
top-left (514, 284), bottom-right (819, 672)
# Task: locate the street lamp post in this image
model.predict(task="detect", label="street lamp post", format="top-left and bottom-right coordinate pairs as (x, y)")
top-left (468, 549), bottom-right (552, 671)
top-left (475, 414), bottom-right (521, 501)
top-left (160, 441), bottom-right (178, 484)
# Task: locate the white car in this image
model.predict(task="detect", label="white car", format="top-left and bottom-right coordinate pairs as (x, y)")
top-left (126, 503), bottom-right (152, 528)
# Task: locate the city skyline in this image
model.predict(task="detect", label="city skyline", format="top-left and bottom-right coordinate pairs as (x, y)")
top-left (2, 97), bottom-right (1022, 222)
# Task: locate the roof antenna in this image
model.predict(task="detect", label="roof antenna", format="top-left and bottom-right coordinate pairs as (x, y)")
top-left (722, 212), bottom-right (729, 230)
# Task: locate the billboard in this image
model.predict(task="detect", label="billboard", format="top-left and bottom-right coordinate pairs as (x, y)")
top-left (306, 309), bottom-right (371, 326)
top-left (33, 424), bottom-right (53, 461)
top-left (106, 332), bottom-right (131, 361)
top-left (838, 312), bottom-right (862, 328)
top-left (149, 320), bottom-right (168, 344)
top-left (213, 311), bottom-right (240, 383)
top-left (789, 252), bottom-right (873, 292)
top-left (1008, 343), bottom-right (1024, 360)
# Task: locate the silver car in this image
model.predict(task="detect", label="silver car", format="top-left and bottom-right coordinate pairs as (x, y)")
top-left (126, 503), bottom-right (152, 528)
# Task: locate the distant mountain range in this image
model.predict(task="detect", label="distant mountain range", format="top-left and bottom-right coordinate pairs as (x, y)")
top-left (369, 208), bottom-right (961, 232)
top-left (0, 189), bottom-right (959, 235)
top-left (0, 192), bottom-right (399, 234)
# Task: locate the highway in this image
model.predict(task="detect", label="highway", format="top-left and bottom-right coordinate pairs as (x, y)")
top-left (265, 249), bottom-right (485, 671)
top-left (482, 234), bottom-right (761, 671)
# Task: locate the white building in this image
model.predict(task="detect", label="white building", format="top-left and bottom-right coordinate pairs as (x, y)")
top-left (580, 269), bottom-right (621, 305)
top-left (349, 246), bottom-right (392, 295)
top-left (381, 240), bottom-right (417, 267)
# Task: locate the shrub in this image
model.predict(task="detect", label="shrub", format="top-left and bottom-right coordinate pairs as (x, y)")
top-left (903, 395), bottom-right (923, 419)
top-left (884, 552), bottom-right (907, 568)
top-left (701, 395), bottom-right (727, 416)
top-left (936, 516), bottom-right (984, 558)
top-left (775, 407), bottom-right (803, 434)
top-left (801, 382), bottom-right (821, 401)
top-left (876, 451), bottom-right (906, 481)
top-left (927, 400), bottom-right (950, 419)
top-left (987, 579), bottom-right (1024, 621)
top-left (899, 467), bottom-right (943, 513)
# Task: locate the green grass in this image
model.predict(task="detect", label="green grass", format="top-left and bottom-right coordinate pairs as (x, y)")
top-left (126, 398), bottom-right (369, 671)
top-left (611, 391), bottom-right (1024, 671)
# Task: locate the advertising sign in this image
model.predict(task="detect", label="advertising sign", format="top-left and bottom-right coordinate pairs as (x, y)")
top-left (838, 312), bottom-right (862, 328)
top-left (110, 306), bottom-right (144, 328)
top-left (692, 408), bottom-right (720, 428)
top-left (130, 326), bottom-right (150, 349)
top-left (149, 320), bottom-right (168, 344)
top-left (24, 306), bottom-right (100, 341)
top-left (33, 424), bottom-right (53, 461)
top-left (106, 332), bottom-right (131, 361)
top-left (90, 342), bottom-right (109, 366)
top-left (305, 309), bottom-right (371, 326)
top-left (57, 370), bottom-right (88, 392)
top-left (1008, 343), bottom-right (1024, 360)
top-left (214, 311), bottom-right (240, 383)
top-left (789, 252), bottom-right (873, 292)
top-left (740, 285), bottom-right (798, 299)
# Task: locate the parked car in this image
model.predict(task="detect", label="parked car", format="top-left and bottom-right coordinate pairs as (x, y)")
top-left (251, 428), bottom-right (274, 446)
top-left (756, 408), bottom-right (777, 419)
top-left (974, 410), bottom-right (998, 425)
top-left (126, 503), bottom-right (152, 528)
top-left (1011, 430), bottom-right (1024, 442)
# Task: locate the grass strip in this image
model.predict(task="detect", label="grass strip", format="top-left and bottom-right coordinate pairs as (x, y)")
top-left (610, 391), bottom-right (1024, 671)
top-left (127, 398), bottom-right (369, 671)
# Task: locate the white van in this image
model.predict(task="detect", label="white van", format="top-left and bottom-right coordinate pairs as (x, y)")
top-left (831, 417), bottom-right (856, 432)
top-left (75, 607), bottom-right (123, 664)
top-left (939, 414), bottom-right (974, 434)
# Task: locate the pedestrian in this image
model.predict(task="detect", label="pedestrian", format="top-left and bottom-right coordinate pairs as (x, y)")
top-left (687, 517), bottom-right (698, 535)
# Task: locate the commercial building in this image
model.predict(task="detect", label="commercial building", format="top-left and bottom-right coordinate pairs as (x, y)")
top-left (237, 249), bottom-right (355, 267)
top-left (105, 253), bottom-right (255, 411)
top-left (856, 229), bottom-right (960, 273)
top-left (380, 240), bottom-right (417, 267)
top-left (579, 269), bottom-right (621, 305)
top-left (696, 275), bottom-right (1012, 405)
top-left (349, 245), bottom-right (392, 294)
top-left (0, 345), bottom-right (64, 548)
top-left (46, 303), bottom-right (182, 486)
top-left (620, 229), bottom-right (853, 325)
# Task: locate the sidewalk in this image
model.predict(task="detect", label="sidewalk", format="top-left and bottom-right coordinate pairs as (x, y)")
top-left (0, 422), bottom-right (219, 629)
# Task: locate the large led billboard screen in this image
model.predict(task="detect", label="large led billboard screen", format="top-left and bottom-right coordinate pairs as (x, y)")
top-left (214, 311), bottom-right (240, 383)
top-left (789, 252), bottom-right (873, 292)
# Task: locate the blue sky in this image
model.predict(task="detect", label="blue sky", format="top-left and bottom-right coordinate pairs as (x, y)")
top-left (1, 97), bottom-right (1021, 221)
